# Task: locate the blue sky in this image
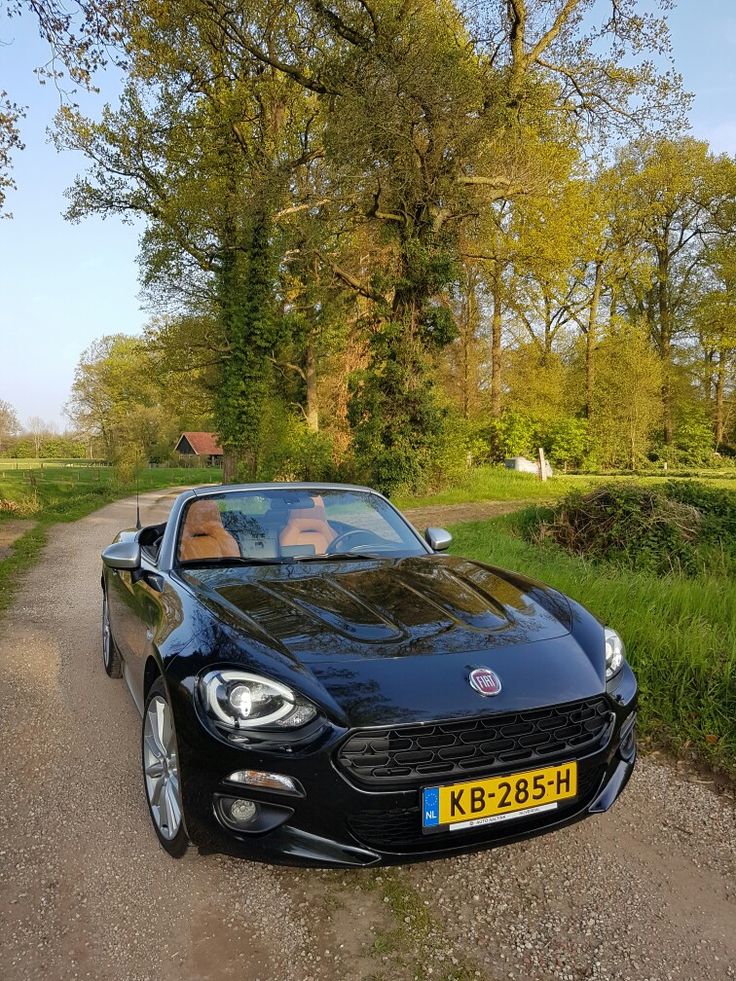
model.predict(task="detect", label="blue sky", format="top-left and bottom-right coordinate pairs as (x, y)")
top-left (1, 2), bottom-right (736, 429)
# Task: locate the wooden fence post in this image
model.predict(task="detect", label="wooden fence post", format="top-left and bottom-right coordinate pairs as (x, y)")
top-left (538, 447), bottom-right (548, 482)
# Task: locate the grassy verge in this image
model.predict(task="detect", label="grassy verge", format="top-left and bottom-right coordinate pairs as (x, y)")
top-left (450, 513), bottom-right (736, 777)
top-left (0, 524), bottom-right (50, 616)
top-left (0, 466), bottom-right (218, 616)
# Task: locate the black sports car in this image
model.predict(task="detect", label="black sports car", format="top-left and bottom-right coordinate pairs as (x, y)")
top-left (101, 482), bottom-right (637, 866)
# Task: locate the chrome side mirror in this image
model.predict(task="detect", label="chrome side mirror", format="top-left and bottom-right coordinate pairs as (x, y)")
top-left (102, 540), bottom-right (141, 571)
top-left (425, 527), bottom-right (452, 551)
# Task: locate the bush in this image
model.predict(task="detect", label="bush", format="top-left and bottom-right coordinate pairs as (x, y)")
top-left (482, 412), bottom-right (595, 471)
top-left (545, 417), bottom-right (591, 471)
top-left (529, 481), bottom-right (736, 576)
top-left (425, 414), bottom-right (489, 486)
top-left (256, 412), bottom-right (339, 482)
top-left (664, 480), bottom-right (736, 549)
top-left (531, 483), bottom-right (709, 575)
top-left (484, 411), bottom-right (537, 463)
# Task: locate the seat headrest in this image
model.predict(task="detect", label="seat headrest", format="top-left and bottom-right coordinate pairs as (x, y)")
top-left (184, 499), bottom-right (223, 536)
top-left (288, 505), bottom-right (328, 523)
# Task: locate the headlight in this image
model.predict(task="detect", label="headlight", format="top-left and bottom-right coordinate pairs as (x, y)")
top-left (604, 628), bottom-right (625, 681)
top-left (199, 670), bottom-right (317, 729)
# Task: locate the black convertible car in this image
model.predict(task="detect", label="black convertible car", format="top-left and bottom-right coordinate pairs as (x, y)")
top-left (101, 482), bottom-right (637, 866)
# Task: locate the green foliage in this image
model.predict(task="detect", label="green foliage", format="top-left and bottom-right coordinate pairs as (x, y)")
top-left (428, 413), bottom-right (489, 486)
top-left (249, 405), bottom-right (339, 482)
top-left (4, 435), bottom-right (87, 459)
top-left (544, 418), bottom-right (591, 470)
top-left (348, 322), bottom-right (448, 495)
top-left (664, 480), bottom-right (736, 550)
top-left (482, 411), bottom-right (593, 472)
top-left (214, 212), bottom-right (279, 476)
top-left (419, 305), bottom-right (459, 350)
top-left (484, 412), bottom-right (537, 462)
top-left (673, 405), bottom-right (716, 466)
top-left (451, 515), bottom-right (736, 776)
top-left (589, 325), bottom-right (663, 469)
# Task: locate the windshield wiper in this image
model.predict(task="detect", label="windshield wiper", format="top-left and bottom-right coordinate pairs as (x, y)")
top-left (290, 551), bottom-right (384, 563)
top-left (180, 556), bottom-right (286, 568)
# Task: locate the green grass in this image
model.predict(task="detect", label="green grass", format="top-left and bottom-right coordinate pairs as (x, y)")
top-left (0, 465), bottom-right (221, 616)
top-left (0, 465), bottom-right (220, 520)
top-left (450, 514), bottom-right (736, 776)
top-left (0, 524), bottom-right (50, 616)
top-left (0, 457), bottom-right (106, 469)
top-left (396, 464), bottom-right (736, 509)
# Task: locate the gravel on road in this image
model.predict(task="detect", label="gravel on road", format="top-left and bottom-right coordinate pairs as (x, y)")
top-left (0, 491), bottom-right (734, 981)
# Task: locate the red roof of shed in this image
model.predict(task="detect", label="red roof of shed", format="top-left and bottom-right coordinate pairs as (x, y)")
top-left (176, 432), bottom-right (223, 456)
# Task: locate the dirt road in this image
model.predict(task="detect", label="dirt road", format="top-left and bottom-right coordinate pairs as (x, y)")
top-left (1, 491), bottom-right (734, 981)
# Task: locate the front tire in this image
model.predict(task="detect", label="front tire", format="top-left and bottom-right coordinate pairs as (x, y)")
top-left (102, 592), bottom-right (122, 679)
top-left (142, 677), bottom-right (189, 858)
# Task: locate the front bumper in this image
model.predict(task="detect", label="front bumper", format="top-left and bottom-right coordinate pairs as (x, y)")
top-left (169, 668), bottom-right (638, 868)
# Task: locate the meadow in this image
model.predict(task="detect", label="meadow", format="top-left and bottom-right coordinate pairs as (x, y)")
top-left (394, 463), bottom-right (736, 509)
top-left (0, 461), bottom-right (220, 521)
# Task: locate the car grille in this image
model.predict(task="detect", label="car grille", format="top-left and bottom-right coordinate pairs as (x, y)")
top-left (337, 697), bottom-right (614, 790)
top-left (347, 760), bottom-right (605, 853)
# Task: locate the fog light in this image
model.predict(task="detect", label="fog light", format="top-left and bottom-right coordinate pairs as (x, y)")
top-left (619, 713), bottom-right (637, 760)
top-left (226, 769), bottom-right (304, 796)
top-left (227, 798), bottom-right (258, 826)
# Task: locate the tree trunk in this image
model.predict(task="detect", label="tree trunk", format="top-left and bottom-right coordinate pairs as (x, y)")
top-left (714, 345), bottom-right (726, 448)
top-left (305, 343), bottom-right (319, 432)
top-left (703, 348), bottom-right (714, 408)
top-left (608, 284), bottom-right (617, 329)
top-left (222, 449), bottom-right (239, 482)
top-left (585, 262), bottom-right (602, 418)
top-left (491, 268), bottom-right (502, 418)
top-left (657, 250), bottom-right (673, 444)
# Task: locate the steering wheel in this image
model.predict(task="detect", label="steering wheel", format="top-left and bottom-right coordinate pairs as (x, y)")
top-left (327, 529), bottom-right (377, 553)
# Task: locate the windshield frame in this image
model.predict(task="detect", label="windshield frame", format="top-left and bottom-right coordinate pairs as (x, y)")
top-left (167, 483), bottom-right (431, 570)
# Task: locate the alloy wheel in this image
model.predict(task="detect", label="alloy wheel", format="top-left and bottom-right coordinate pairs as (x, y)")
top-left (143, 695), bottom-right (182, 840)
top-left (102, 596), bottom-right (111, 669)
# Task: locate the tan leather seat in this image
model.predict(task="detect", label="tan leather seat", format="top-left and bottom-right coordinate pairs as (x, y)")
top-left (279, 497), bottom-right (336, 555)
top-left (179, 500), bottom-right (240, 561)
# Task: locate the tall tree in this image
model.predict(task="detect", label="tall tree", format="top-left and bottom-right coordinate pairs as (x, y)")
top-left (605, 137), bottom-right (731, 443)
top-left (0, 398), bottom-right (20, 453)
top-left (695, 245), bottom-right (736, 447)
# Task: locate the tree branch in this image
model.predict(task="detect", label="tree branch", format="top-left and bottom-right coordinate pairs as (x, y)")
top-left (329, 262), bottom-right (386, 302)
top-left (526, 0), bottom-right (584, 66)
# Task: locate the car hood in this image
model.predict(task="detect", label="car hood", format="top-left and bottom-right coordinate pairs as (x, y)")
top-left (180, 556), bottom-right (605, 725)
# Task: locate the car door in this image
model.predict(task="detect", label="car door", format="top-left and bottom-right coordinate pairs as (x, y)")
top-left (106, 547), bottom-right (162, 709)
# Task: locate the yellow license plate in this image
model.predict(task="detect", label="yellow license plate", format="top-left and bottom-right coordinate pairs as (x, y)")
top-left (421, 761), bottom-right (577, 831)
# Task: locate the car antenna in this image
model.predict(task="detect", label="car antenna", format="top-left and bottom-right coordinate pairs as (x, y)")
top-left (135, 476), bottom-right (142, 530)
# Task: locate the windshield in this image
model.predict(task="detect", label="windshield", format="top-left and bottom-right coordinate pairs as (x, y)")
top-left (176, 489), bottom-right (426, 565)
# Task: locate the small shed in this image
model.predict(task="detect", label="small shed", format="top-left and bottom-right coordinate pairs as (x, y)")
top-left (174, 432), bottom-right (223, 466)
top-left (505, 455), bottom-right (553, 479)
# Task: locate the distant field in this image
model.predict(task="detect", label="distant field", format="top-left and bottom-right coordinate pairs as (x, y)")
top-left (0, 464), bottom-right (221, 522)
top-left (0, 458), bottom-right (106, 470)
top-left (0, 465), bottom-right (221, 613)
top-left (397, 464), bottom-right (736, 509)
